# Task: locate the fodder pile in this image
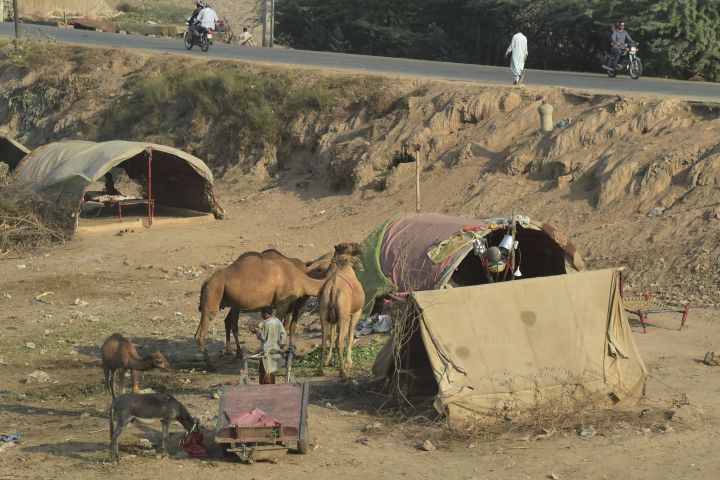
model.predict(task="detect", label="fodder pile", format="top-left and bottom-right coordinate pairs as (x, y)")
top-left (0, 172), bottom-right (72, 255)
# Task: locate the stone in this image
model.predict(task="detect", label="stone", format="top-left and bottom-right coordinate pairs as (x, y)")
top-left (671, 404), bottom-right (703, 424)
top-left (80, 412), bottom-right (91, 419)
top-left (703, 351), bottom-right (720, 366)
top-left (418, 440), bottom-right (436, 451)
top-left (25, 370), bottom-right (50, 384)
top-left (555, 174), bottom-right (573, 189)
top-left (25, 342), bottom-right (36, 349)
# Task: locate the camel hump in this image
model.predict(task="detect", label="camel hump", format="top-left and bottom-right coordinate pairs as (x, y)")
top-left (235, 251), bottom-right (264, 261)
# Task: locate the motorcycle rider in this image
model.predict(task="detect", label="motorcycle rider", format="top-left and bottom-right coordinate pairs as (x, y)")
top-left (188, 0), bottom-right (204, 26)
top-left (193, 2), bottom-right (218, 39)
top-left (609, 21), bottom-right (635, 70)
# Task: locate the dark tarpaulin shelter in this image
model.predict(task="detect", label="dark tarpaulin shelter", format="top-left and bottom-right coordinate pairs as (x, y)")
top-left (12, 140), bottom-right (223, 228)
top-left (356, 212), bottom-right (585, 315)
top-left (0, 135), bottom-right (30, 171)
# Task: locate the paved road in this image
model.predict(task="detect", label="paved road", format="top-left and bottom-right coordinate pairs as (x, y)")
top-left (2, 22), bottom-right (719, 103)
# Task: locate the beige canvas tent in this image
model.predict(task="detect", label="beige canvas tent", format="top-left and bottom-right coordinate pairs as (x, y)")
top-left (13, 140), bottom-right (224, 229)
top-left (372, 269), bottom-right (647, 418)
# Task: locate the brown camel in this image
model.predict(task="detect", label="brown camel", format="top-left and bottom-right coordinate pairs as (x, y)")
top-left (221, 248), bottom-right (310, 357)
top-left (196, 251), bottom-right (330, 370)
top-left (317, 255), bottom-right (366, 379)
top-left (220, 243), bottom-right (365, 358)
top-left (101, 333), bottom-right (171, 398)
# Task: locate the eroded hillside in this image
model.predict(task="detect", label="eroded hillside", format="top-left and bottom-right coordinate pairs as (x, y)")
top-left (1, 44), bottom-right (718, 306)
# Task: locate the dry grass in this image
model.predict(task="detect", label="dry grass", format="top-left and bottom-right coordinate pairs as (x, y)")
top-left (0, 179), bottom-right (72, 256)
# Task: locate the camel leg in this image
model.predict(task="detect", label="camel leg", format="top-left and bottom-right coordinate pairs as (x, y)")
top-left (131, 369), bottom-right (140, 393)
top-left (109, 369), bottom-right (117, 398)
top-left (336, 318), bottom-right (349, 379)
top-left (345, 310), bottom-right (362, 369)
top-left (224, 308), bottom-right (240, 356)
top-left (231, 310), bottom-right (242, 358)
top-left (276, 300), bottom-right (294, 345)
top-left (318, 312), bottom-right (328, 376)
top-left (323, 323), bottom-right (336, 368)
top-left (196, 279), bottom-right (223, 371)
top-left (195, 310), bottom-right (218, 371)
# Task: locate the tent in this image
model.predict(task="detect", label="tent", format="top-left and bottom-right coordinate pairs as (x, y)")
top-left (356, 212), bottom-right (585, 315)
top-left (0, 135), bottom-right (30, 171)
top-left (13, 140), bottom-right (223, 227)
top-left (372, 269), bottom-right (647, 418)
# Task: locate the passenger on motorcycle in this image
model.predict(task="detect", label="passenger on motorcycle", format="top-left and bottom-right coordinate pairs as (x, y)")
top-left (193, 3), bottom-right (218, 38)
top-left (609, 21), bottom-right (635, 70)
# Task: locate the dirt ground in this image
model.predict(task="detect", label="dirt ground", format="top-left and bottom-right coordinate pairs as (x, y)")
top-left (0, 174), bottom-right (719, 479)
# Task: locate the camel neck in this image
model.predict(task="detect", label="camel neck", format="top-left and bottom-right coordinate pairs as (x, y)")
top-left (128, 354), bottom-right (156, 371)
top-left (300, 274), bottom-right (327, 296)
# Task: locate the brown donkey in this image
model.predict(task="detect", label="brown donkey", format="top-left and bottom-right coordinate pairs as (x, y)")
top-left (317, 255), bottom-right (365, 379)
top-left (101, 333), bottom-right (171, 398)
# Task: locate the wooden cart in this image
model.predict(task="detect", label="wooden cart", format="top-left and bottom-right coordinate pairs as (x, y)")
top-left (214, 382), bottom-right (310, 464)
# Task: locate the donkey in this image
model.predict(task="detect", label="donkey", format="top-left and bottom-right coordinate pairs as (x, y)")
top-left (101, 333), bottom-right (171, 398)
top-left (109, 393), bottom-right (196, 461)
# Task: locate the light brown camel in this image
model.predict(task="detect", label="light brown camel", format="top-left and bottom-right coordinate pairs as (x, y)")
top-left (220, 243), bottom-right (364, 358)
top-left (196, 251), bottom-right (332, 370)
top-left (317, 255), bottom-right (366, 379)
top-left (101, 333), bottom-right (171, 398)
top-left (221, 248), bottom-right (310, 357)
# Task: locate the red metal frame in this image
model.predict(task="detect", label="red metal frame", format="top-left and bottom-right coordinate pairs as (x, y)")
top-left (619, 270), bottom-right (690, 333)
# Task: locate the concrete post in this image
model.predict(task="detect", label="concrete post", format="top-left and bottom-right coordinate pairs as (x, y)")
top-left (538, 101), bottom-right (553, 133)
top-left (1, 0), bottom-right (5, 24)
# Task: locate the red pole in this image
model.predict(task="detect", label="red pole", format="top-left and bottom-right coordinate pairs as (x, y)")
top-left (679, 306), bottom-right (690, 331)
top-left (146, 147), bottom-right (153, 227)
top-left (638, 309), bottom-right (647, 334)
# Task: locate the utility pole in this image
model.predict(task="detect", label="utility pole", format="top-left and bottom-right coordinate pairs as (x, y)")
top-left (269, 0), bottom-right (274, 48)
top-left (1, 0), bottom-right (5, 27)
top-left (261, 0), bottom-right (267, 47)
top-left (12, 0), bottom-right (20, 48)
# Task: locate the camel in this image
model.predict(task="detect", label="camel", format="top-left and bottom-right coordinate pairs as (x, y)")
top-left (219, 243), bottom-right (364, 358)
top-left (317, 254), bottom-right (366, 379)
top-left (101, 333), bottom-right (171, 398)
top-left (196, 251), bottom-right (332, 370)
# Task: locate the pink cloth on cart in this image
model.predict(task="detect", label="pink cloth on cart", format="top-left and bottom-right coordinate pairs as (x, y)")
top-left (226, 408), bottom-right (280, 427)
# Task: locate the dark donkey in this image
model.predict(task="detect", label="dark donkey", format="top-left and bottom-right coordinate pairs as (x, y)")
top-left (109, 393), bottom-right (196, 461)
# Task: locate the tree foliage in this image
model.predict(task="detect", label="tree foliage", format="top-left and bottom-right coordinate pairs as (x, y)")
top-left (276, 0), bottom-right (720, 81)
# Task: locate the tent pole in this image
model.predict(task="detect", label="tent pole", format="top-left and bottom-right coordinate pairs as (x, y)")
top-left (414, 147), bottom-right (421, 213)
top-left (146, 147), bottom-right (153, 227)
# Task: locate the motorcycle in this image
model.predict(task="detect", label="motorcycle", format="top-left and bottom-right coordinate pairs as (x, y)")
top-left (602, 43), bottom-right (642, 79)
top-left (184, 22), bottom-right (213, 52)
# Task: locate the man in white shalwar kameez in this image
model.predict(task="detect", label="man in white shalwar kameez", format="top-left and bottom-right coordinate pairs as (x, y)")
top-left (505, 32), bottom-right (528, 85)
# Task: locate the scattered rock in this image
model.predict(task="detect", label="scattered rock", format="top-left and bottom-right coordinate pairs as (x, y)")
top-left (173, 451), bottom-right (189, 459)
top-left (548, 472), bottom-right (559, 480)
top-left (73, 298), bottom-right (88, 308)
top-left (16, 264), bottom-right (26, 269)
top-left (417, 440), bottom-right (436, 451)
top-left (25, 342), bottom-right (36, 349)
top-left (579, 425), bottom-right (596, 438)
top-left (671, 404), bottom-right (703, 424)
top-left (34, 291), bottom-right (54, 303)
top-left (555, 174), bottom-right (573, 189)
top-left (25, 370), bottom-right (50, 384)
top-left (138, 438), bottom-right (154, 450)
top-left (174, 311), bottom-right (184, 317)
top-left (138, 388), bottom-right (156, 394)
top-left (656, 423), bottom-right (673, 433)
top-left (648, 206), bottom-right (665, 217)
top-left (80, 412), bottom-right (91, 419)
top-left (362, 422), bottom-right (382, 433)
top-left (703, 351), bottom-right (720, 366)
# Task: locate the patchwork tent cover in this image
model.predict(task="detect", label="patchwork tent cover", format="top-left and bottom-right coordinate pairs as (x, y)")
top-left (0, 135), bottom-right (30, 171)
top-left (395, 269), bottom-right (647, 417)
top-left (13, 140), bottom-right (222, 222)
top-left (356, 212), bottom-right (584, 315)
